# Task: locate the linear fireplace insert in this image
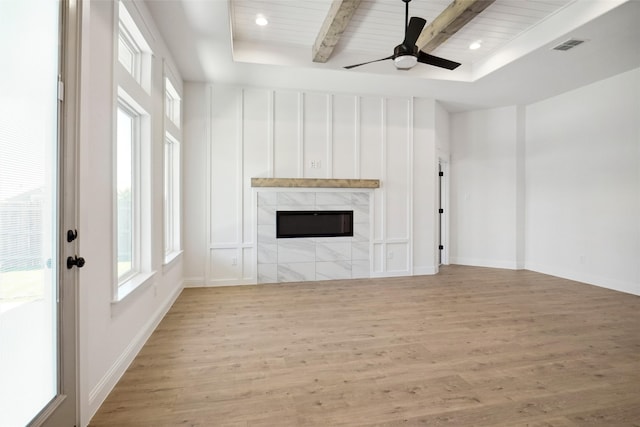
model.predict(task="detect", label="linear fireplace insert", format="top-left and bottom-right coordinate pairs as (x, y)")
top-left (276, 210), bottom-right (353, 238)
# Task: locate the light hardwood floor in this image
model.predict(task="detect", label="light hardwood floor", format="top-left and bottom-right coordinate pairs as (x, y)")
top-left (90, 266), bottom-right (640, 426)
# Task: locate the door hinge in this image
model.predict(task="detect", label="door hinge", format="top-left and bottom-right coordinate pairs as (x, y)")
top-left (58, 79), bottom-right (64, 101)
top-left (439, 171), bottom-right (444, 177)
top-left (439, 208), bottom-right (444, 214)
top-left (439, 245), bottom-right (444, 250)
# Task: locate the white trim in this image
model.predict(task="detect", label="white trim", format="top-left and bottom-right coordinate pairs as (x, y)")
top-left (117, 1), bottom-right (153, 93)
top-left (380, 97), bottom-right (387, 272)
top-left (162, 250), bottom-right (183, 270)
top-left (113, 270), bottom-right (156, 304)
top-left (267, 90), bottom-right (274, 177)
top-left (88, 280), bottom-right (183, 418)
top-left (407, 98), bottom-right (414, 275)
top-left (204, 279), bottom-right (257, 287)
top-left (298, 92), bottom-right (304, 178)
top-left (413, 266), bottom-right (438, 275)
top-left (326, 94), bottom-right (333, 178)
top-left (450, 257), bottom-right (520, 270)
top-left (525, 263), bottom-right (640, 296)
top-left (123, 0), bottom-right (156, 44)
top-left (237, 89), bottom-right (244, 244)
top-left (251, 188), bottom-right (259, 283)
top-left (183, 277), bottom-right (205, 287)
top-left (438, 159), bottom-right (450, 266)
top-left (370, 270), bottom-right (410, 278)
top-left (354, 96), bottom-right (361, 179)
top-left (205, 85), bottom-right (213, 284)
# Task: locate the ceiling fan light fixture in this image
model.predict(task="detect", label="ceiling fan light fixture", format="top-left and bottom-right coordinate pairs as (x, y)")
top-left (394, 54), bottom-right (418, 69)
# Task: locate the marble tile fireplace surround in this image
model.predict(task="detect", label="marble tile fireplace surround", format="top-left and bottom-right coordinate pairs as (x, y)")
top-left (252, 178), bottom-right (379, 284)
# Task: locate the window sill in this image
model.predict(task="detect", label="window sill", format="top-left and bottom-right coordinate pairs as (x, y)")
top-left (113, 270), bottom-right (156, 305)
top-left (163, 250), bottom-right (183, 270)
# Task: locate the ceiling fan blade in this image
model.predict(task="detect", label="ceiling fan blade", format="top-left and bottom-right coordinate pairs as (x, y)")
top-left (417, 51), bottom-right (461, 70)
top-left (403, 16), bottom-right (426, 48)
top-left (344, 55), bottom-right (393, 70)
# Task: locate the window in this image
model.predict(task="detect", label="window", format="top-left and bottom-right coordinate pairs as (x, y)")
top-left (165, 77), bottom-right (181, 128)
top-left (114, 0), bottom-right (154, 300)
top-left (164, 133), bottom-right (180, 260)
top-left (163, 75), bottom-right (182, 263)
top-left (116, 105), bottom-right (136, 280)
top-left (117, 25), bottom-right (138, 79)
top-left (117, 1), bottom-right (152, 93)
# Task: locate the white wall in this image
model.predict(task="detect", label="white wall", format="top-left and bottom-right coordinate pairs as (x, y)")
top-left (449, 68), bottom-right (640, 295)
top-left (78, 1), bottom-right (184, 425)
top-left (183, 85), bottom-right (443, 285)
top-left (450, 106), bottom-right (522, 268)
top-left (526, 68), bottom-right (640, 295)
top-left (182, 83), bottom-right (208, 285)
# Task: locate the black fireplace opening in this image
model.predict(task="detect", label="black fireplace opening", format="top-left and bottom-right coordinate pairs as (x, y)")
top-left (276, 210), bottom-right (353, 238)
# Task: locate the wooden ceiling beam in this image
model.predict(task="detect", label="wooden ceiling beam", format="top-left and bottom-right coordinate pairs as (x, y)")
top-left (417, 0), bottom-right (496, 53)
top-left (312, 0), bottom-right (362, 63)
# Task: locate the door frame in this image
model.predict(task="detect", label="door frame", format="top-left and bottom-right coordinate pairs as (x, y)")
top-left (438, 159), bottom-right (450, 266)
top-left (29, 0), bottom-right (81, 425)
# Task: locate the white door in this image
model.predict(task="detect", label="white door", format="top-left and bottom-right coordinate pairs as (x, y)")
top-left (0, 1), bottom-right (78, 425)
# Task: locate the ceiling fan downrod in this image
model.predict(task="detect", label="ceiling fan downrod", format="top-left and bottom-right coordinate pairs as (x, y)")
top-left (403, 0), bottom-right (411, 38)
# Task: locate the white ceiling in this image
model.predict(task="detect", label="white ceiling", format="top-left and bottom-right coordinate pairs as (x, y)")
top-left (231, 0), bottom-right (574, 68)
top-left (145, 0), bottom-right (640, 111)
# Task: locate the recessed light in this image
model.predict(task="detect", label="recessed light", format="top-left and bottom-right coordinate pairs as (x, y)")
top-left (469, 40), bottom-right (482, 50)
top-left (255, 14), bottom-right (268, 26)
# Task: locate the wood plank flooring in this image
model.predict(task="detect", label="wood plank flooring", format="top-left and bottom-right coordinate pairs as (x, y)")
top-left (90, 266), bottom-right (640, 426)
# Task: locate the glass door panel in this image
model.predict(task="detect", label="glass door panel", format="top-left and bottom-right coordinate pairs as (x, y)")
top-left (0, 1), bottom-right (63, 425)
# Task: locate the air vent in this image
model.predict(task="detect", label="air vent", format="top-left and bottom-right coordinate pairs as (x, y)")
top-left (552, 38), bottom-right (586, 51)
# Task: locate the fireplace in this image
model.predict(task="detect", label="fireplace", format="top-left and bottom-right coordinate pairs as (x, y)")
top-left (255, 189), bottom-right (372, 283)
top-left (276, 210), bottom-right (353, 238)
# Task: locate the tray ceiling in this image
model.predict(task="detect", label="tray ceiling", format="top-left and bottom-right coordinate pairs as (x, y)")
top-left (230, 0), bottom-right (574, 71)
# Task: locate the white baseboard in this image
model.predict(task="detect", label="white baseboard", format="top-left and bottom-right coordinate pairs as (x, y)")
top-left (86, 280), bottom-right (183, 421)
top-left (525, 262), bottom-right (639, 296)
top-left (413, 266), bottom-right (438, 275)
top-left (449, 257), bottom-right (521, 270)
top-left (183, 277), bottom-right (205, 287)
top-left (203, 278), bottom-right (257, 287)
top-left (370, 270), bottom-right (411, 278)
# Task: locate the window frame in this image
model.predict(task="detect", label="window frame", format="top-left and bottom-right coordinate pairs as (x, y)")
top-left (115, 101), bottom-right (140, 284)
top-left (163, 133), bottom-right (180, 260)
top-left (162, 72), bottom-right (182, 265)
top-left (112, 0), bottom-right (155, 303)
top-left (117, 23), bottom-right (141, 82)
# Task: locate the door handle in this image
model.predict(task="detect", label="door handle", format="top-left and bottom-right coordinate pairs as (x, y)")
top-left (67, 229), bottom-right (78, 242)
top-left (66, 255), bottom-right (86, 269)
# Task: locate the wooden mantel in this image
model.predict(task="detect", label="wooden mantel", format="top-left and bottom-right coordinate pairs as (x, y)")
top-left (251, 178), bottom-right (380, 189)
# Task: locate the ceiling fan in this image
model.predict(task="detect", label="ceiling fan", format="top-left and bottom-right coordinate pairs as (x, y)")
top-left (344, 0), bottom-right (461, 71)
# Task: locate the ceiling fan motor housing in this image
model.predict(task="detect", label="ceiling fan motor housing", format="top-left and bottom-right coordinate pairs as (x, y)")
top-left (393, 43), bottom-right (418, 69)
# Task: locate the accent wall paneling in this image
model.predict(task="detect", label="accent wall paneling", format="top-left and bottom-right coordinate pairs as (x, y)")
top-left (273, 91), bottom-right (299, 178)
top-left (332, 94), bottom-right (357, 178)
top-left (198, 84), bottom-right (441, 285)
top-left (303, 93), bottom-right (329, 179)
